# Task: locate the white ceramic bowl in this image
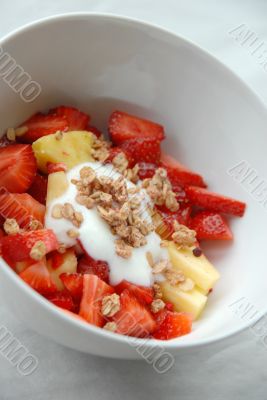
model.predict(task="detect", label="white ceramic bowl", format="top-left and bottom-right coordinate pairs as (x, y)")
top-left (0, 13), bottom-right (266, 359)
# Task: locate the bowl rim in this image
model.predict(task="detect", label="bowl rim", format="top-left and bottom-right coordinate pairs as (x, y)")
top-left (0, 11), bottom-right (266, 351)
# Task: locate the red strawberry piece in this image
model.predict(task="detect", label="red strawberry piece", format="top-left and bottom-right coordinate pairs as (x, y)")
top-left (0, 144), bottom-right (37, 193)
top-left (47, 162), bottom-right (67, 174)
top-left (49, 251), bottom-right (64, 270)
top-left (155, 204), bottom-right (192, 239)
top-left (79, 274), bottom-right (114, 327)
top-left (190, 211), bottom-right (233, 240)
top-left (1, 229), bottom-right (59, 263)
top-left (87, 125), bottom-right (102, 138)
top-left (185, 186), bottom-right (246, 217)
top-left (172, 183), bottom-right (188, 202)
top-left (109, 110), bottom-right (165, 145)
top-left (137, 162), bottom-right (157, 180)
top-left (0, 192), bottom-right (45, 227)
top-left (160, 152), bottom-right (207, 188)
top-left (46, 290), bottom-right (75, 311)
top-left (112, 290), bottom-right (156, 338)
top-left (115, 280), bottom-right (153, 305)
top-left (17, 113), bottom-right (68, 143)
top-left (165, 302), bottom-right (174, 312)
top-left (60, 272), bottom-right (83, 301)
top-left (28, 174), bottom-right (47, 205)
top-left (120, 137), bottom-right (161, 165)
top-left (153, 311), bottom-right (192, 340)
top-left (78, 254), bottom-right (110, 283)
top-left (106, 147), bottom-right (135, 168)
top-left (19, 259), bottom-right (57, 295)
top-left (52, 106), bottom-right (90, 131)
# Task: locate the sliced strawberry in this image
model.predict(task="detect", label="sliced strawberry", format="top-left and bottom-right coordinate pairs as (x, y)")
top-left (87, 125), bottom-right (102, 138)
top-left (185, 186), bottom-right (246, 217)
top-left (109, 110), bottom-right (165, 144)
top-left (106, 146), bottom-right (135, 168)
top-left (160, 153), bottom-right (206, 188)
top-left (17, 113), bottom-right (68, 143)
top-left (120, 137), bottom-right (161, 165)
top-left (52, 106), bottom-right (90, 131)
top-left (115, 280), bottom-right (153, 305)
top-left (19, 259), bottom-right (57, 295)
top-left (28, 174), bottom-right (47, 205)
top-left (46, 290), bottom-right (75, 311)
top-left (137, 162), bottom-right (157, 180)
top-left (190, 211), bottom-right (233, 240)
top-left (172, 183), bottom-right (188, 203)
top-left (60, 272), bottom-right (83, 301)
top-left (155, 204), bottom-right (192, 239)
top-left (79, 274), bottom-right (114, 327)
top-left (47, 162), bottom-right (67, 174)
top-left (112, 290), bottom-right (156, 338)
top-left (153, 311), bottom-right (192, 340)
top-left (49, 251), bottom-right (64, 270)
top-left (1, 229), bottom-right (59, 263)
top-left (78, 254), bottom-right (110, 283)
top-left (0, 192), bottom-right (45, 227)
top-left (0, 144), bottom-right (37, 193)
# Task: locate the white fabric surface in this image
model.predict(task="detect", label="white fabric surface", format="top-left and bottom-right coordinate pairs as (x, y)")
top-left (0, 1), bottom-right (267, 399)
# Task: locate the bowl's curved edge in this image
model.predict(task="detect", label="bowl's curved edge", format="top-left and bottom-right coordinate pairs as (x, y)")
top-left (0, 12), bottom-right (266, 353)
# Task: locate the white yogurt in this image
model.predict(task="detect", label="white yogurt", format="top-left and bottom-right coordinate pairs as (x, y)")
top-left (45, 162), bottom-right (168, 287)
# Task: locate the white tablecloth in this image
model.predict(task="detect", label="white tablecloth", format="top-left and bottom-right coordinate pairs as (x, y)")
top-left (0, 1), bottom-right (267, 399)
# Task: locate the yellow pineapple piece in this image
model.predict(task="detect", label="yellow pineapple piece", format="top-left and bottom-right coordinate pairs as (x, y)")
top-left (47, 249), bottom-right (77, 290)
top-left (160, 280), bottom-right (207, 320)
top-left (168, 242), bottom-right (220, 292)
top-left (32, 130), bottom-right (94, 173)
top-left (46, 171), bottom-right (69, 205)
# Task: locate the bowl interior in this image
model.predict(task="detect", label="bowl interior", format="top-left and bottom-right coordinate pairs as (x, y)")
top-left (0, 14), bottom-right (266, 354)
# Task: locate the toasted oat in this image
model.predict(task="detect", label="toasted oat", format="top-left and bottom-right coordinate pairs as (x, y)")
top-left (73, 211), bottom-right (84, 227)
top-left (55, 130), bottom-right (63, 140)
top-left (164, 269), bottom-right (185, 286)
top-left (67, 229), bottom-right (80, 238)
top-left (58, 243), bottom-right (67, 254)
top-left (3, 218), bottom-right (20, 235)
top-left (165, 191), bottom-right (179, 212)
top-left (152, 259), bottom-right (171, 274)
top-left (61, 203), bottom-right (74, 219)
top-left (27, 219), bottom-right (43, 230)
top-left (115, 239), bottom-right (132, 259)
top-left (79, 166), bottom-right (96, 184)
top-left (124, 164), bottom-right (139, 183)
top-left (112, 152), bottom-right (128, 173)
top-left (153, 283), bottom-right (163, 299)
top-left (30, 240), bottom-right (46, 261)
top-left (103, 322), bottom-right (117, 332)
top-left (146, 251), bottom-right (154, 267)
top-left (151, 299), bottom-right (165, 313)
top-left (52, 204), bottom-right (63, 219)
top-left (172, 222), bottom-right (196, 248)
top-left (91, 147), bottom-right (109, 162)
top-left (15, 126), bottom-right (28, 137)
top-left (101, 293), bottom-right (120, 317)
top-left (6, 128), bottom-right (16, 141)
top-left (179, 278), bottom-right (195, 292)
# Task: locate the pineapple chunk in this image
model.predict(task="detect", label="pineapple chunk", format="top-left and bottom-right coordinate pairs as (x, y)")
top-left (32, 130), bottom-right (94, 173)
top-left (47, 249), bottom-right (77, 290)
top-left (160, 280), bottom-right (207, 320)
top-left (46, 171), bottom-right (69, 205)
top-left (168, 242), bottom-right (220, 292)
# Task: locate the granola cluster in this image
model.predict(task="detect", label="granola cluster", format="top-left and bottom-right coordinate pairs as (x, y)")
top-left (171, 221), bottom-right (196, 248)
top-left (70, 166), bottom-right (154, 259)
top-left (91, 135), bottom-right (111, 162)
top-left (52, 202), bottom-right (84, 228)
top-left (142, 168), bottom-right (179, 212)
top-left (149, 252), bottom-right (195, 292)
top-left (110, 151), bottom-right (140, 184)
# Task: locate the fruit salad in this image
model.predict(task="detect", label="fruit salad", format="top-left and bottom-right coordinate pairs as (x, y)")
top-left (0, 106), bottom-right (246, 340)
